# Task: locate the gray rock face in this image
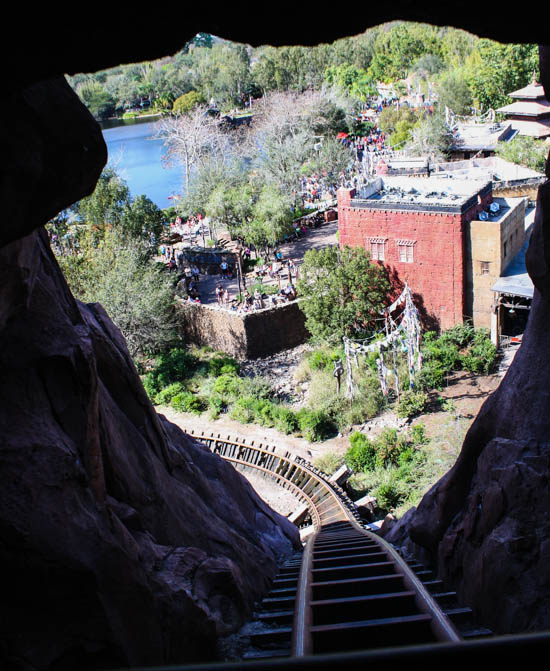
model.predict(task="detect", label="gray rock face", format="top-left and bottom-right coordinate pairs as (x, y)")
top-left (0, 228), bottom-right (300, 669)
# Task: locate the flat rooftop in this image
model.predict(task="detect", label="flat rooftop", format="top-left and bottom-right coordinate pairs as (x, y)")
top-left (352, 175), bottom-right (491, 212)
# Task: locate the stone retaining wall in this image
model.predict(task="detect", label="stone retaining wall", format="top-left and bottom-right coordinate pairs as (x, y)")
top-left (175, 297), bottom-right (309, 359)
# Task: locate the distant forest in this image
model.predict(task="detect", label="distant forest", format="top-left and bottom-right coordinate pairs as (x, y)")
top-left (67, 24), bottom-right (539, 122)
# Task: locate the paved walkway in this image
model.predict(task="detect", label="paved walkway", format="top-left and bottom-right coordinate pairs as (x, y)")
top-left (185, 220), bottom-right (339, 308)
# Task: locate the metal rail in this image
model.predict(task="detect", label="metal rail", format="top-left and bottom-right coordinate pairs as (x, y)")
top-left (188, 430), bottom-right (463, 658)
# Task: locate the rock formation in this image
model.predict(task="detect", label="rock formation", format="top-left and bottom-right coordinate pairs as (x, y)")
top-left (3, 7), bottom-right (550, 670)
top-left (0, 77), bottom-right (299, 670)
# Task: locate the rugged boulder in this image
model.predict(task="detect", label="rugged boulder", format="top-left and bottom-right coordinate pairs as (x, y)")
top-left (0, 75), bottom-right (300, 670)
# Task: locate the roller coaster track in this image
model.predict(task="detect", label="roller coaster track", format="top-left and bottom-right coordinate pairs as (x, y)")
top-left (187, 430), bottom-right (489, 661)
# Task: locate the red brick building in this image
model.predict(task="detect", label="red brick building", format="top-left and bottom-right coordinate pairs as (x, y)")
top-left (337, 176), bottom-right (493, 329)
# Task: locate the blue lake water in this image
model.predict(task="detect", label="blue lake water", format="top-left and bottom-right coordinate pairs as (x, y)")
top-left (101, 118), bottom-right (183, 210)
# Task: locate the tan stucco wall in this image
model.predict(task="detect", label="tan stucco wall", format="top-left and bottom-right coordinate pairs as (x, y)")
top-left (467, 197), bottom-right (526, 328)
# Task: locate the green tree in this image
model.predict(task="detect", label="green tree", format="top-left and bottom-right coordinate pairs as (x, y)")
top-left (173, 90), bottom-right (204, 114)
top-left (406, 108), bottom-right (454, 159)
top-left (297, 245), bottom-right (390, 343)
top-left (496, 135), bottom-right (548, 173)
top-left (436, 70), bottom-right (473, 116)
top-left (465, 40), bottom-right (539, 111)
top-left (59, 228), bottom-right (177, 357)
top-left (121, 194), bottom-right (165, 244)
top-left (77, 80), bottom-right (116, 119)
top-left (77, 168), bottom-right (131, 234)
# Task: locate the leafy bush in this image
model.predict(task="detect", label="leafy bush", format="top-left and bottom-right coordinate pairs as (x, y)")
top-left (171, 391), bottom-right (206, 414)
top-left (396, 390), bottom-right (429, 418)
top-left (416, 361), bottom-right (447, 391)
top-left (374, 428), bottom-right (409, 468)
top-left (418, 325), bottom-right (498, 389)
top-left (307, 347), bottom-right (344, 372)
top-left (145, 348), bottom-right (198, 394)
top-left (208, 355), bottom-right (240, 377)
top-left (208, 395), bottom-right (227, 419)
top-left (314, 452), bottom-right (345, 475)
top-left (409, 422), bottom-right (428, 446)
top-left (461, 330), bottom-right (497, 374)
top-left (229, 397), bottom-right (257, 424)
top-left (375, 473), bottom-right (408, 511)
top-left (253, 399), bottom-right (279, 427)
top-left (212, 373), bottom-right (242, 397)
top-left (154, 382), bottom-right (186, 405)
top-left (296, 408), bottom-right (337, 442)
top-left (345, 432), bottom-right (377, 472)
top-left (273, 407), bottom-right (300, 435)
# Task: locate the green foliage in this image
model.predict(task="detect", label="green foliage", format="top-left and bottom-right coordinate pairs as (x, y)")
top-left (145, 348), bottom-right (199, 395)
top-left (396, 390), bottom-right (429, 418)
top-left (208, 355), bottom-right (240, 376)
top-left (173, 90), bottom-right (204, 114)
top-left (207, 395), bottom-right (227, 419)
top-left (229, 397), bottom-right (258, 423)
top-left (307, 347), bottom-right (344, 372)
top-left (313, 452), bottom-right (345, 476)
top-left (375, 473), bottom-right (408, 511)
top-left (346, 432), bottom-right (377, 472)
top-left (297, 245), bottom-right (390, 343)
top-left (409, 422), bottom-right (428, 446)
top-left (465, 40), bottom-right (539, 111)
top-left (496, 135), bottom-right (547, 173)
top-left (296, 408), bottom-right (337, 442)
top-left (212, 373), bottom-right (242, 397)
top-left (59, 227), bottom-right (177, 358)
top-left (171, 391), bottom-right (206, 414)
top-left (346, 426), bottom-right (422, 475)
top-left (417, 325), bottom-right (497, 390)
top-left (273, 407), bottom-right (300, 435)
top-left (154, 382), bottom-right (186, 405)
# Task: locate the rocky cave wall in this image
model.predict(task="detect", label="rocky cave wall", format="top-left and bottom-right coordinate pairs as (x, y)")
top-left (2, 7), bottom-right (550, 670)
top-left (0, 71), bottom-right (301, 671)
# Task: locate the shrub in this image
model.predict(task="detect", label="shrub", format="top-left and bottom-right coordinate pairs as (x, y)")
top-left (208, 395), bottom-right (227, 419)
top-left (208, 355), bottom-right (240, 377)
top-left (416, 361), bottom-right (447, 391)
top-left (229, 397), bottom-right (257, 423)
top-left (154, 382), bottom-right (186, 405)
top-left (273, 407), bottom-right (299, 434)
top-left (171, 391), bottom-right (206, 414)
top-left (409, 422), bottom-right (428, 446)
top-left (345, 432), bottom-right (377, 472)
top-left (308, 347), bottom-right (343, 372)
top-left (396, 390), bottom-right (429, 418)
top-left (461, 330), bottom-right (497, 374)
top-left (239, 376), bottom-right (274, 400)
top-left (297, 408), bottom-right (337, 442)
top-left (146, 347), bottom-right (198, 394)
top-left (374, 428), bottom-right (409, 468)
top-left (375, 474), bottom-right (408, 511)
top-left (314, 452), bottom-right (345, 475)
top-left (212, 373), bottom-right (242, 397)
top-left (254, 399), bottom-right (279, 427)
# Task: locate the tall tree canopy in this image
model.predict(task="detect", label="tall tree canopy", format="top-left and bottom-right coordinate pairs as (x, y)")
top-left (297, 246), bottom-right (390, 343)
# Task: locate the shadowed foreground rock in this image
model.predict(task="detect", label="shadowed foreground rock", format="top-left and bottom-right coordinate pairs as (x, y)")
top-left (0, 228), bottom-right (300, 669)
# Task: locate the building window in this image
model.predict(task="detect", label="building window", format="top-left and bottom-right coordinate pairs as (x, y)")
top-left (397, 240), bottom-right (415, 263)
top-left (367, 237), bottom-right (386, 261)
top-left (480, 261), bottom-right (490, 275)
top-left (504, 241), bottom-right (508, 257)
